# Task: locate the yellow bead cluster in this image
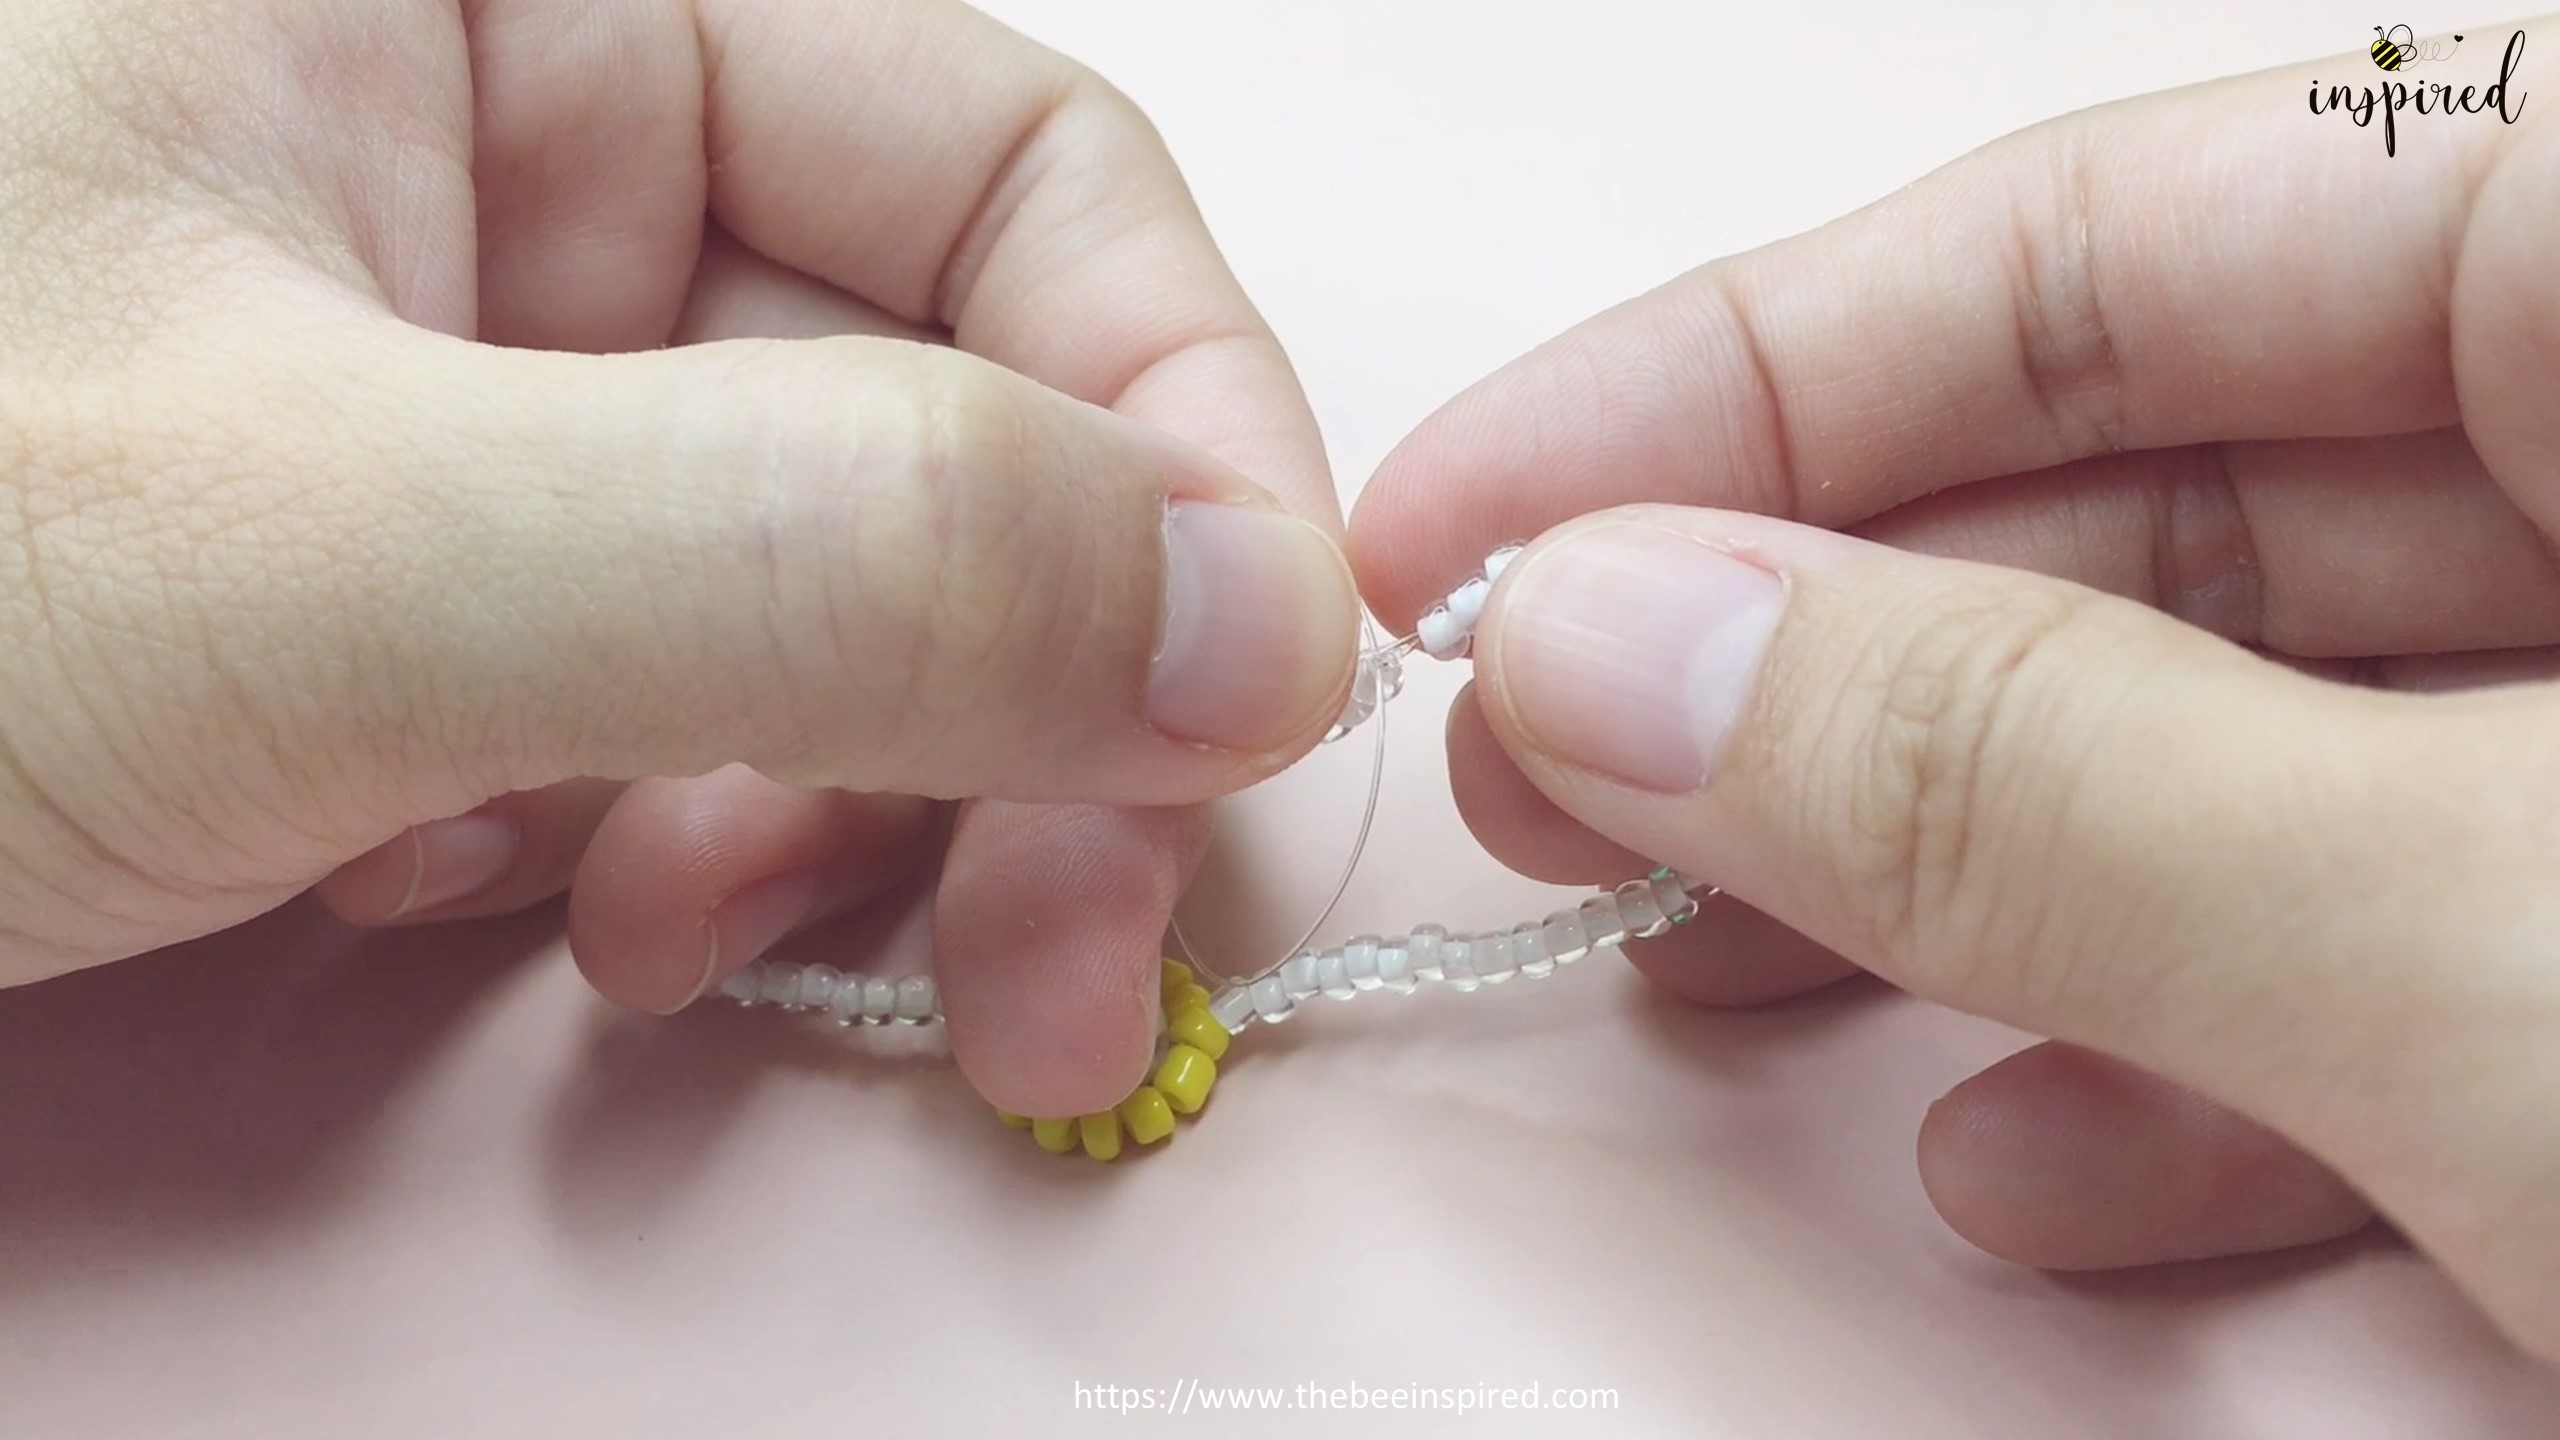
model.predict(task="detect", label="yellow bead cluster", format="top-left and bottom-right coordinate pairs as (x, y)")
top-left (995, 959), bottom-right (1230, 1161)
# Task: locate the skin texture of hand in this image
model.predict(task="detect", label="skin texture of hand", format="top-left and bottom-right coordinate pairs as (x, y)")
top-left (0, 0), bottom-right (1362, 1119)
top-left (1353, 24), bottom-right (2560, 1360)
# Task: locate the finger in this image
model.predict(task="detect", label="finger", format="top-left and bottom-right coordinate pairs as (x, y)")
top-left (1451, 682), bottom-right (1863, 1006)
top-left (934, 801), bottom-right (1209, 1118)
top-left (2275, 646), bottom-right (2560, 691)
top-left (1473, 504), bottom-right (2560, 1354)
top-left (567, 764), bottom-right (935, 1014)
top-left (305, 328), bottom-right (1359, 821)
top-left (1350, 26), bottom-right (2549, 623)
top-left (1919, 1043), bottom-right (2374, 1270)
top-left (1447, 682), bottom-right (1652, 884)
top-left (466, 0), bottom-right (704, 350)
top-left (1625, 892), bottom-right (1867, 1009)
top-left (2454, 105), bottom-right (2560, 538)
top-left (671, 224), bottom-right (943, 346)
top-left (695, 0), bottom-right (1332, 516)
top-left (1857, 429), bottom-right (2560, 658)
top-left (313, 778), bottom-right (622, 925)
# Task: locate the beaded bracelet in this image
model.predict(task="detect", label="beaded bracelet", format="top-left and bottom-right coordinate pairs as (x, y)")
top-left (718, 544), bottom-right (1712, 1159)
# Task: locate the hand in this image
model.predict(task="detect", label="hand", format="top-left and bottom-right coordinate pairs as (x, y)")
top-left (1352, 25), bottom-right (2560, 1359)
top-left (0, 0), bottom-right (1359, 1119)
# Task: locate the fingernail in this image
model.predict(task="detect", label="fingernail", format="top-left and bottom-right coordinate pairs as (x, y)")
top-left (382, 811), bottom-right (520, 918)
top-left (1493, 525), bottom-right (1785, 794)
top-left (675, 870), bottom-right (822, 1012)
top-left (1148, 501), bottom-right (1358, 752)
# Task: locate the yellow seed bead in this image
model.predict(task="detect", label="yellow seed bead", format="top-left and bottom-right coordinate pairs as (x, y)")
top-left (1030, 1117), bottom-right (1077, 1154)
top-left (1152, 1044), bottom-right (1217, 1114)
top-left (1118, 1086), bottom-right (1176, 1145)
top-left (1170, 982), bottom-right (1214, 1016)
top-left (995, 1110), bottom-right (1031, 1130)
top-left (1167, 1006), bottom-right (1230, 1061)
top-left (1079, 1111), bottom-right (1124, 1161)
top-left (1158, 958), bottom-right (1194, 997)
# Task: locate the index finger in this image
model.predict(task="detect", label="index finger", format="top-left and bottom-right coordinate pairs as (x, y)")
top-left (698, 0), bottom-right (1335, 521)
top-left (1351, 24), bottom-right (2541, 623)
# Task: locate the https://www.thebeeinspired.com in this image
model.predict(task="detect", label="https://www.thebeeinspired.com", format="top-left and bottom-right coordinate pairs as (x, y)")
top-left (1074, 1379), bottom-right (1621, 1416)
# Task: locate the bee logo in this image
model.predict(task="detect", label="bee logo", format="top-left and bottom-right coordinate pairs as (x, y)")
top-left (2372, 25), bottom-right (2462, 70)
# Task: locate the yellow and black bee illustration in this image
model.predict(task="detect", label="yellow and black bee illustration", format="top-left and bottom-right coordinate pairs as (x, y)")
top-left (2372, 25), bottom-right (2413, 70)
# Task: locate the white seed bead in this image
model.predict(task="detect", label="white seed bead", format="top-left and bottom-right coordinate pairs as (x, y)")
top-left (895, 976), bottom-right (937, 1023)
top-left (1408, 924), bottom-right (1447, 981)
top-left (1210, 985), bottom-right (1259, 1033)
top-left (758, 964), bottom-right (801, 1007)
top-left (1578, 895), bottom-right (1626, 950)
top-left (1511, 921), bottom-right (1555, 979)
top-left (1280, 952), bottom-right (1323, 1001)
top-left (796, 963), bottom-right (842, 1010)
top-left (862, 976), bottom-right (897, 1022)
top-left (1481, 544), bottom-right (1523, 584)
top-left (829, 973), bottom-right (869, 1024)
top-left (1315, 948), bottom-right (1356, 1000)
top-left (1614, 879), bottom-right (1667, 937)
top-left (1342, 936), bottom-right (1382, 992)
top-left (1442, 936), bottom-right (1479, 992)
top-left (1444, 576), bottom-right (1491, 633)
top-left (1417, 605), bottom-right (1468, 661)
top-left (1650, 869), bottom-right (1702, 925)
top-left (1249, 974), bottom-right (1295, 1023)
top-left (1542, 911), bottom-right (1592, 967)
top-left (1374, 939), bottom-right (1416, 995)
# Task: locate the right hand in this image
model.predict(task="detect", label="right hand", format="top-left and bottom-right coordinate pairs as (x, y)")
top-left (1353, 23), bottom-right (2560, 1359)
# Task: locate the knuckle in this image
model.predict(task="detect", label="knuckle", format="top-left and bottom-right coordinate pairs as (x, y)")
top-left (1821, 578), bottom-right (2106, 1004)
top-left (1982, 117), bottom-right (2127, 456)
top-left (828, 346), bottom-right (1079, 768)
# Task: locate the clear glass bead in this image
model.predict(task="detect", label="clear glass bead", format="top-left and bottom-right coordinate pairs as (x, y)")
top-left (1375, 940), bottom-right (1417, 995)
top-left (1542, 911), bottom-right (1592, 967)
top-left (894, 976), bottom-right (936, 1024)
top-left (718, 966), bottom-right (762, 1004)
top-left (1473, 931), bottom-right (1517, 984)
top-left (1441, 936), bottom-right (1479, 993)
top-left (1615, 878), bottom-right (1668, 938)
top-left (1577, 896), bottom-right (1626, 951)
top-left (1408, 924), bottom-right (1447, 982)
top-left (1511, 921), bottom-right (1555, 979)
top-left (1342, 936), bottom-right (1382, 992)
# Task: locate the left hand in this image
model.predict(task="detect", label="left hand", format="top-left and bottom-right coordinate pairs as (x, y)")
top-left (0, 0), bottom-right (1340, 1121)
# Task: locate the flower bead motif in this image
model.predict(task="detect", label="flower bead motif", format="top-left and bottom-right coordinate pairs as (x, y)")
top-left (999, 959), bottom-right (1228, 1161)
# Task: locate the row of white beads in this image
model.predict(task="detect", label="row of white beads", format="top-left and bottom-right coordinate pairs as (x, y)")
top-left (1205, 869), bottom-right (1704, 1032)
top-left (718, 545), bottom-right (1707, 1037)
top-left (716, 962), bottom-right (940, 1025)
top-left (1322, 540), bottom-right (1526, 741)
top-left (713, 863), bottom-right (1706, 1038)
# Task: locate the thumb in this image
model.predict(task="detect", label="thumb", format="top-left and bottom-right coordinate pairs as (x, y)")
top-left (323, 328), bottom-right (1360, 812)
top-left (1472, 505), bottom-right (2560, 1348)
